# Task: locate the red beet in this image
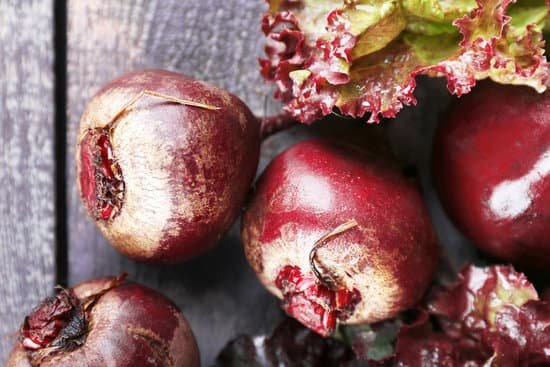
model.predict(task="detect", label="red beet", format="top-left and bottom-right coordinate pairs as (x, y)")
top-left (433, 82), bottom-right (550, 268)
top-left (242, 139), bottom-right (439, 337)
top-left (76, 69), bottom-right (260, 263)
top-left (7, 276), bottom-right (199, 367)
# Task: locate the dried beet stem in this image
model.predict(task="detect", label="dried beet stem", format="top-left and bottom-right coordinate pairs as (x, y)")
top-left (309, 219), bottom-right (359, 290)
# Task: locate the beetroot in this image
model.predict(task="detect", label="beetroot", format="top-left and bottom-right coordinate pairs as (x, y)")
top-left (7, 275), bottom-right (199, 367)
top-left (433, 82), bottom-right (550, 268)
top-left (76, 69), bottom-right (260, 263)
top-left (241, 139), bottom-right (439, 337)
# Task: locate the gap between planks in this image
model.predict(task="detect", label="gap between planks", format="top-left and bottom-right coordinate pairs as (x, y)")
top-left (53, 0), bottom-right (68, 287)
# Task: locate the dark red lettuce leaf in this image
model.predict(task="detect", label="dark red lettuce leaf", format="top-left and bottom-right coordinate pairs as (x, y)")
top-left (347, 265), bottom-right (548, 367)
top-left (215, 318), bottom-right (356, 367)
top-left (400, 265), bottom-right (548, 367)
top-left (490, 300), bottom-right (550, 365)
top-left (427, 264), bottom-right (539, 337)
top-left (216, 265), bottom-right (548, 366)
top-left (394, 310), bottom-right (490, 367)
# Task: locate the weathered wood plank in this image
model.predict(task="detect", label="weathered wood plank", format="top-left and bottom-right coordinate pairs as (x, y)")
top-left (66, 2), bottom-right (282, 365)
top-left (0, 0), bottom-right (56, 364)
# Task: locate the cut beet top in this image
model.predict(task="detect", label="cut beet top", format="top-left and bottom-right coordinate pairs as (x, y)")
top-left (242, 139), bottom-right (439, 336)
top-left (276, 265), bottom-right (361, 337)
top-left (76, 69), bottom-right (261, 263)
top-left (21, 288), bottom-right (82, 351)
top-left (80, 129), bottom-right (124, 221)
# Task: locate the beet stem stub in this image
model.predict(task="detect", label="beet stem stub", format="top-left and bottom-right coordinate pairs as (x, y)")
top-left (108, 89), bottom-right (220, 129)
top-left (80, 129), bottom-right (125, 221)
top-left (309, 219), bottom-right (358, 290)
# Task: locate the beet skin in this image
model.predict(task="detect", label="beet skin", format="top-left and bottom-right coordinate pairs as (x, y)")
top-left (7, 277), bottom-right (199, 367)
top-left (242, 139), bottom-right (439, 336)
top-left (76, 69), bottom-right (260, 263)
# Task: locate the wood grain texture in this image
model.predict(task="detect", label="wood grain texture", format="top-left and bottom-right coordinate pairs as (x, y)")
top-left (66, 2), bottom-right (283, 366)
top-left (0, 0), bottom-right (56, 364)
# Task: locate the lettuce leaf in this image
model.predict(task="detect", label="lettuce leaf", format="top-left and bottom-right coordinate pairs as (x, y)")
top-left (399, 265), bottom-right (548, 367)
top-left (261, 0), bottom-right (549, 123)
top-left (427, 264), bottom-right (539, 334)
top-left (345, 264), bottom-right (549, 367)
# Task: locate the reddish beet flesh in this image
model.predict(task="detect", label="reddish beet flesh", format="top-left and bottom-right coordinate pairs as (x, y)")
top-left (80, 130), bottom-right (124, 221)
top-left (21, 289), bottom-right (82, 351)
top-left (433, 82), bottom-right (550, 268)
top-left (276, 265), bottom-right (360, 337)
top-left (76, 69), bottom-right (260, 263)
top-left (8, 277), bottom-right (199, 367)
top-left (242, 139), bottom-right (439, 336)
top-left (390, 265), bottom-right (549, 366)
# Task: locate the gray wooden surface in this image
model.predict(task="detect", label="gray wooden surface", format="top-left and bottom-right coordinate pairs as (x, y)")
top-left (0, 1), bottom-right (477, 366)
top-left (0, 1), bottom-right (56, 365)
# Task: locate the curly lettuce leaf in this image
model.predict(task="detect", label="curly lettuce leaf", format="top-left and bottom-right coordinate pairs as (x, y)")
top-left (344, 265), bottom-right (548, 367)
top-left (394, 310), bottom-right (491, 367)
top-left (428, 264), bottom-right (539, 333)
top-left (420, 264), bottom-right (548, 366)
top-left (491, 300), bottom-right (550, 365)
top-left (392, 303), bottom-right (550, 366)
top-left (261, 0), bottom-right (549, 123)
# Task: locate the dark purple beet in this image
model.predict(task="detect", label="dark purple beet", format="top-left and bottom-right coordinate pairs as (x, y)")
top-left (76, 69), bottom-right (260, 263)
top-left (242, 139), bottom-right (439, 337)
top-left (7, 276), bottom-right (199, 367)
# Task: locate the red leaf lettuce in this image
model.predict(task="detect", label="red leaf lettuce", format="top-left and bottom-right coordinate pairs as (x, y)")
top-left (350, 265), bottom-right (550, 366)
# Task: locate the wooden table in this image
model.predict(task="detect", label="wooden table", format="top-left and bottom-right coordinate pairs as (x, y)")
top-left (0, 1), bottom-right (475, 366)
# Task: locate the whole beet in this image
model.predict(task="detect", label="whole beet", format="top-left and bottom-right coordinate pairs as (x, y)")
top-left (7, 276), bottom-right (199, 367)
top-left (433, 82), bottom-right (550, 268)
top-left (242, 139), bottom-right (439, 337)
top-left (76, 69), bottom-right (260, 263)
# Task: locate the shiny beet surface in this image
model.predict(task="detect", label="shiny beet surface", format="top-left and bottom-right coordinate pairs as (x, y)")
top-left (7, 277), bottom-right (199, 367)
top-left (76, 69), bottom-right (260, 263)
top-left (433, 82), bottom-right (550, 268)
top-left (242, 139), bottom-right (439, 335)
